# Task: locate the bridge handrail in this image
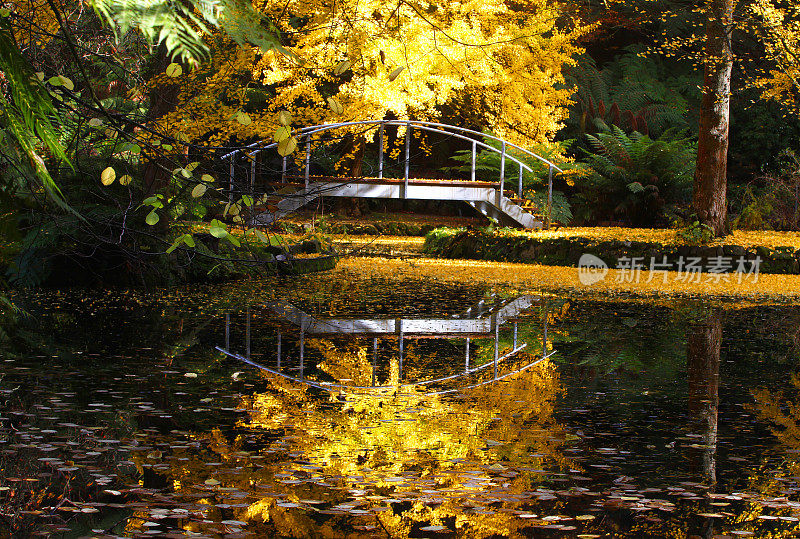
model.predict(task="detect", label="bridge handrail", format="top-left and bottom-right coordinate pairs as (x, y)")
top-left (220, 119), bottom-right (562, 227)
top-left (220, 119), bottom-right (563, 174)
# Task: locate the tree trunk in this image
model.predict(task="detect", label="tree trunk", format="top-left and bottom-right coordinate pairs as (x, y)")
top-left (143, 46), bottom-right (182, 196)
top-left (693, 0), bottom-right (734, 237)
top-left (687, 309), bottom-right (722, 486)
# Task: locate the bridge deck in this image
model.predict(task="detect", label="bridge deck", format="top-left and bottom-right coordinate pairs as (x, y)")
top-left (253, 176), bottom-right (542, 228)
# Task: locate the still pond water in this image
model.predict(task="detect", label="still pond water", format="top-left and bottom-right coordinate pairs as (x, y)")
top-left (3, 269), bottom-right (800, 538)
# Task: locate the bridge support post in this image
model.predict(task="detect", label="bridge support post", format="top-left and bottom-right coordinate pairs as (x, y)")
top-left (465, 338), bottom-right (470, 372)
top-left (494, 316), bottom-right (499, 380)
top-left (372, 337), bottom-right (378, 387)
top-left (281, 156), bottom-right (287, 183)
top-left (250, 153), bottom-right (256, 197)
top-left (228, 157), bottom-right (235, 203)
top-left (304, 138), bottom-right (311, 190)
top-left (378, 123), bottom-right (384, 179)
top-left (514, 322), bottom-right (518, 349)
top-left (299, 327), bottom-right (305, 380)
top-left (398, 325), bottom-right (404, 381)
top-left (545, 165), bottom-right (554, 229)
top-left (403, 122), bottom-right (411, 199)
top-left (518, 163), bottom-right (523, 200)
top-left (542, 302), bottom-right (549, 358)
top-left (496, 142), bottom-right (506, 207)
top-left (471, 140), bottom-right (476, 182)
top-left (277, 331), bottom-right (281, 370)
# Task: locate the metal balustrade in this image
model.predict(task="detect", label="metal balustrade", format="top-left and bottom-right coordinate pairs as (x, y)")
top-left (220, 120), bottom-right (563, 229)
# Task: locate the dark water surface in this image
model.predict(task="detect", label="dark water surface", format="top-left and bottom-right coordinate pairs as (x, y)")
top-left (3, 273), bottom-right (800, 537)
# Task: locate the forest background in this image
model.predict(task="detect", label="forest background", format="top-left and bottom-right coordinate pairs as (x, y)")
top-left (2, 0), bottom-right (800, 289)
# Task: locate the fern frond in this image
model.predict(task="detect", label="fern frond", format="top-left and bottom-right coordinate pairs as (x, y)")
top-left (0, 19), bottom-right (73, 212)
top-left (91, 0), bottom-right (291, 63)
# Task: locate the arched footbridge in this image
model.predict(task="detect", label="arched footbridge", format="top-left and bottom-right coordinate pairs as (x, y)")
top-left (220, 120), bottom-right (563, 229)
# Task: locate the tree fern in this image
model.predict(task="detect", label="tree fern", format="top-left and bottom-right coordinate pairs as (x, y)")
top-left (576, 127), bottom-right (695, 226)
top-left (91, 0), bottom-right (290, 62)
top-left (0, 18), bottom-right (71, 211)
top-left (564, 46), bottom-right (696, 139)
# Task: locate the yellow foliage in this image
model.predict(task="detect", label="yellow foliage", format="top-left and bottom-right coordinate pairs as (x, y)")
top-left (750, 0), bottom-right (800, 112)
top-left (10, 0), bottom-right (61, 49)
top-left (149, 0), bottom-right (591, 148)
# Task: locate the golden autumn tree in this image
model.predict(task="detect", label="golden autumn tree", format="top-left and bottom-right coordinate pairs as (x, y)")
top-left (149, 0), bottom-right (591, 149)
top-left (749, 0), bottom-right (800, 114)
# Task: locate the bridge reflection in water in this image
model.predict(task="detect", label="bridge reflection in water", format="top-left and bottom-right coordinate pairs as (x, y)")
top-left (216, 295), bottom-right (553, 395)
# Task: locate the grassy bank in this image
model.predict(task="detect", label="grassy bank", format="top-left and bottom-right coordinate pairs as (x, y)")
top-left (423, 227), bottom-right (800, 275)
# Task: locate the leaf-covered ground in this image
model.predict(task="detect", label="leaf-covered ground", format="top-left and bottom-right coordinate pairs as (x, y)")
top-left (336, 257), bottom-right (800, 304)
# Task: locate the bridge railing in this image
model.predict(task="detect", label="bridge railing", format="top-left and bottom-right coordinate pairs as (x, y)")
top-left (220, 120), bottom-right (564, 228)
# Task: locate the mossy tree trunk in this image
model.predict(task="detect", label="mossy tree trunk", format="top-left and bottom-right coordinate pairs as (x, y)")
top-left (693, 0), bottom-right (734, 237)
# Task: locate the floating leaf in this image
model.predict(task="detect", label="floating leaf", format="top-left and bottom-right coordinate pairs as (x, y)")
top-left (278, 110), bottom-right (292, 126)
top-left (191, 184), bottom-right (207, 198)
top-left (184, 372), bottom-right (198, 378)
top-left (145, 211), bottom-right (159, 225)
top-left (100, 167), bottom-right (116, 186)
top-left (334, 59), bottom-right (351, 76)
top-left (47, 76), bottom-right (62, 86)
top-left (327, 96), bottom-right (344, 115)
top-left (165, 63), bottom-right (182, 77)
top-left (118, 175), bottom-right (132, 186)
top-left (201, 173), bottom-right (215, 183)
top-left (236, 111), bottom-right (252, 126)
top-left (278, 136), bottom-right (298, 156)
top-left (183, 235), bottom-right (195, 248)
top-left (241, 195), bottom-right (254, 207)
top-left (228, 203), bottom-right (241, 216)
top-left (88, 118), bottom-right (103, 127)
top-left (204, 478), bottom-right (220, 486)
top-left (388, 66), bottom-right (404, 81)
